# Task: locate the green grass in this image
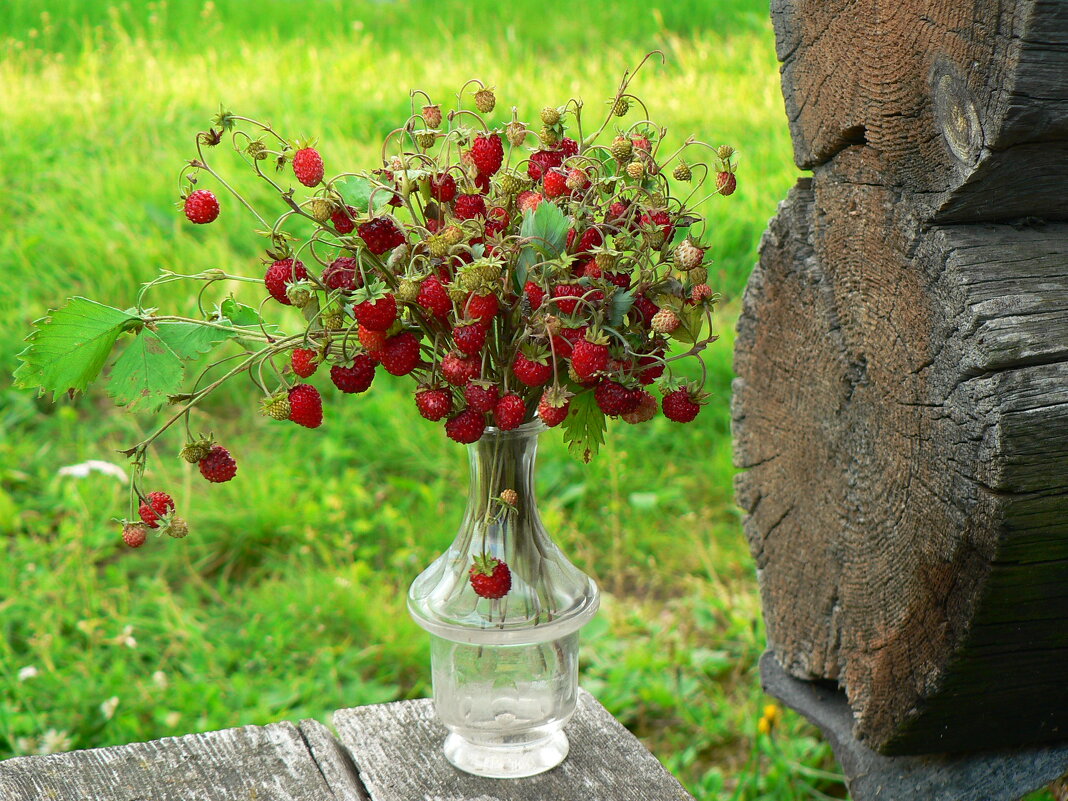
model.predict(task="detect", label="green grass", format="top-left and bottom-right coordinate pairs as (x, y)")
top-left (3, 3), bottom-right (1044, 800)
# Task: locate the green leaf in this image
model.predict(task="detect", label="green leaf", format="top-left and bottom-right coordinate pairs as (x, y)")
top-left (672, 303), bottom-right (705, 344)
top-left (13, 297), bottom-right (139, 398)
top-left (562, 390), bottom-right (607, 463)
top-left (155, 322), bottom-right (231, 360)
top-left (335, 176), bottom-right (391, 214)
top-left (106, 329), bottom-right (185, 410)
top-left (607, 288), bottom-right (635, 328)
top-left (515, 201), bottom-right (570, 291)
top-left (218, 298), bottom-right (281, 336)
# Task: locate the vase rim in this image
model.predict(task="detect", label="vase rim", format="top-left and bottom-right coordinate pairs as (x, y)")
top-left (478, 417), bottom-right (548, 440)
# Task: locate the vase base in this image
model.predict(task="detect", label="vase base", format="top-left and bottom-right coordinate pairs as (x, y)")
top-left (443, 729), bottom-right (569, 778)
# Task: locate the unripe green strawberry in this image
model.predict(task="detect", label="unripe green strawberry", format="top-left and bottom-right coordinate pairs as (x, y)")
top-left (415, 130), bottom-right (437, 149)
top-left (286, 283), bottom-right (312, 308)
top-left (651, 308), bottom-right (681, 334)
top-left (498, 170), bottom-right (527, 195)
top-left (506, 121), bottom-right (527, 147)
top-left (673, 162), bottom-right (692, 182)
top-left (626, 160), bottom-right (645, 179)
top-left (179, 438), bottom-right (213, 464)
top-left (457, 260), bottom-right (503, 292)
top-left (308, 197), bottom-right (334, 223)
top-left (165, 516), bottom-right (189, 539)
top-left (610, 136), bottom-right (633, 162)
top-left (426, 235), bottom-right (449, 258)
top-left (396, 278), bottom-right (420, 303)
top-left (540, 106), bottom-right (561, 126)
top-left (594, 251), bottom-right (618, 272)
top-left (322, 308), bottom-right (345, 330)
top-left (443, 225), bottom-right (464, 246)
top-left (717, 145), bottom-right (736, 161)
top-left (246, 140), bottom-right (268, 160)
top-left (540, 126), bottom-right (560, 147)
top-left (261, 392), bottom-right (292, 420)
top-left (422, 104), bottom-right (442, 128)
top-left (474, 87), bottom-right (496, 113)
top-left (612, 97), bottom-right (630, 117)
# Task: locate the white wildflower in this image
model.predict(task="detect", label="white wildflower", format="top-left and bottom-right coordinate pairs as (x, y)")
top-left (38, 729), bottom-right (73, 755)
top-left (100, 696), bottom-right (120, 720)
top-left (152, 670), bottom-right (168, 689)
top-left (57, 460), bottom-right (128, 482)
top-left (17, 666), bottom-right (38, 682)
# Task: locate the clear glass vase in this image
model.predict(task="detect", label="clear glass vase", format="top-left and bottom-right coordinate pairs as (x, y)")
top-left (407, 419), bottom-right (600, 778)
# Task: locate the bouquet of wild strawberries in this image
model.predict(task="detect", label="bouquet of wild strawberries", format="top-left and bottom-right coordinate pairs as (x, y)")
top-left (14, 56), bottom-right (734, 548)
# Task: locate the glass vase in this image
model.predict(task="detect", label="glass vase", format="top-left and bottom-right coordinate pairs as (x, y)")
top-left (407, 419), bottom-right (600, 778)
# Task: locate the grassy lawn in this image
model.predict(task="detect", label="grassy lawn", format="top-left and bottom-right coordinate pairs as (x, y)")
top-left (5, 3), bottom-right (1041, 800)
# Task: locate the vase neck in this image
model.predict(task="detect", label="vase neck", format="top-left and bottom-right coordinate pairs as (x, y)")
top-left (464, 422), bottom-right (544, 524)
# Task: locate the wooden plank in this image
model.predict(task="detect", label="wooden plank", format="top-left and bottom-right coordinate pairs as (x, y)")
top-left (333, 689), bottom-right (693, 801)
top-left (298, 718), bottom-right (370, 801)
top-left (0, 720), bottom-right (345, 801)
top-left (760, 650), bottom-right (1068, 801)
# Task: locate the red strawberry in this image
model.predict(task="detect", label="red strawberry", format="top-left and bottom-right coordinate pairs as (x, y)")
top-left (446, 409), bottom-right (486, 444)
top-left (621, 390), bottom-right (657, 424)
top-left (640, 209), bottom-right (674, 242)
top-left (418, 275), bottom-right (453, 318)
top-left (571, 336), bottom-right (609, 380)
top-left (463, 292), bottom-right (499, 323)
top-left (291, 348), bottom-right (319, 378)
top-left (632, 294), bottom-right (660, 326)
top-left (637, 349), bottom-right (666, 385)
top-left (484, 206), bottom-right (509, 238)
top-left (551, 325), bottom-right (586, 359)
top-left (122, 523), bottom-right (148, 548)
top-left (566, 167), bottom-right (590, 191)
top-left (537, 388), bottom-right (571, 426)
top-left (559, 137), bottom-right (578, 157)
top-left (662, 388), bottom-right (702, 423)
top-left (199, 445), bottom-right (238, 483)
top-left (288, 384), bottom-right (324, 428)
top-left (470, 133), bottom-right (504, 176)
top-left (551, 284), bottom-right (583, 315)
top-left (139, 491), bottom-right (174, 529)
top-left (527, 149), bottom-right (563, 181)
top-left (322, 256), bottom-right (360, 292)
top-left (543, 169), bottom-right (568, 198)
top-left (594, 380), bottom-right (642, 416)
top-left (464, 381), bottom-right (499, 413)
top-left (605, 272), bottom-right (631, 289)
top-left (358, 324), bottom-right (387, 360)
top-left (330, 354), bottom-right (376, 393)
top-left (416, 387), bottom-right (453, 421)
top-left (516, 190), bottom-right (543, 213)
top-left (331, 204), bottom-right (358, 234)
top-left (717, 171), bottom-right (737, 196)
top-left (453, 322), bottom-right (487, 356)
top-left (469, 554), bottom-right (511, 598)
top-left (380, 332), bottom-right (421, 376)
top-left (183, 189), bottom-right (219, 224)
top-left (494, 393), bottom-right (526, 430)
top-left (473, 172), bottom-right (491, 194)
top-left (358, 217), bottom-right (406, 255)
top-left (264, 258), bottom-right (308, 305)
top-left (293, 147), bottom-right (324, 187)
top-left (454, 193), bottom-right (487, 220)
top-left (513, 353), bottom-right (552, 387)
top-left (353, 294), bottom-right (397, 331)
top-left (631, 134), bottom-right (651, 152)
top-left (524, 281), bottom-right (546, 309)
top-left (576, 227), bottom-right (603, 255)
top-left (442, 351), bottom-right (481, 385)
top-left (430, 173), bottom-right (457, 202)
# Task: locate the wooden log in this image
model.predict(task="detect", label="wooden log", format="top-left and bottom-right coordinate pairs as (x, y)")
top-left (771, 0), bottom-right (1068, 221)
top-left (733, 176), bottom-right (1068, 753)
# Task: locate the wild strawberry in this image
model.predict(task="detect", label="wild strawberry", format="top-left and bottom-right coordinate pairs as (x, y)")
top-left (626, 160), bottom-right (646, 179)
top-left (322, 256), bottom-right (359, 292)
top-left (637, 350), bottom-right (666, 385)
top-left (571, 334), bottom-right (609, 380)
top-left (513, 351), bottom-right (553, 387)
top-left (662, 387), bottom-right (702, 423)
top-left (264, 258), bottom-right (309, 305)
top-left (122, 522), bottom-right (148, 548)
top-left (380, 332), bottom-right (421, 376)
top-left (418, 275), bottom-right (453, 318)
top-left (180, 438), bottom-right (213, 464)
top-left (674, 239), bottom-right (705, 272)
top-left (183, 190), bottom-right (219, 224)
top-left (416, 387), bottom-right (453, 421)
top-left (288, 384), bottom-right (324, 428)
top-left (469, 554), bottom-right (511, 598)
top-left (453, 322), bottom-right (487, 356)
top-left (474, 87), bottom-right (496, 113)
top-left (604, 272), bottom-right (631, 289)
top-left (651, 308), bottom-right (681, 334)
top-left (717, 171), bottom-right (737, 196)
top-left (497, 169), bottom-right (527, 196)
top-left (446, 409), bottom-right (486, 444)
top-left (566, 168), bottom-right (590, 192)
top-left (473, 172), bottom-right (491, 194)
top-left (609, 136), bottom-right (633, 162)
top-left (527, 149), bottom-right (563, 181)
top-left (463, 292), bottom-right (499, 323)
top-left (691, 284), bottom-right (715, 304)
top-left (293, 147), bottom-right (325, 187)
top-left (632, 294), bottom-right (660, 326)
top-left (551, 284), bottom-right (584, 315)
top-left (566, 226), bottom-right (604, 257)
top-left (494, 393), bottom-right (526, 430)
top-left (594, 380), bottom-right (642, 416)
top-left (358, 217), bottom-right (406, 255)
top-left (358, 324), bottom-right (387, 360)
top-left (331, 204), bottom-right (359, 234)
top-left (331, 354), bottom-right (376, 393)
top-left (484, 206), bottom-right (509, 238)
top-left (291, 348), bottom-right (319, 378)
top-left (261, 392), bottom-right (291, 420)
top-left (673, 162), bottom-right (692, 182)
top-left (442, 351), bottom-right (481, 385)
top-left (559, 137), bottom-right (579, 157)
top-left (199, 445), bottom-right (237, 483)
top-left (429, 173), bottom-right (457, 202)
top-left (621, 390), bottom-right (657, 424)
top-left (516, 190), bottom-right (543, 213)
top-left (537, 390), bottom-right (571, 427)
top-left (454, 193), bottom-right (487, 220)
top-left (543, 169), bottom-right (568, 198)
top-left (470, 133), bottom-right (504, 176)
top-left (524, 281), bottom-right (546, 310)
top-left (640, 209), bottom-right (674, 246)
top-left (422, 103), bottom-right (442, 128)
top-left (139, 491), bottom-right (174, 529)
top-left (464, 381), bottom-right (499, 413)
top-left (631, 134), bottom-right (652, 152)
top-left (165, 517), bottom-right (189, 539)
top-left (552, 325), bottom-right (586, 359)
top-left (353, 293), bottom-right (397, 331)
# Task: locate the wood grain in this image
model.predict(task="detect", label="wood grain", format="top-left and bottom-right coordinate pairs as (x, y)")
top-left (332, 689), bottom-right (694, 801)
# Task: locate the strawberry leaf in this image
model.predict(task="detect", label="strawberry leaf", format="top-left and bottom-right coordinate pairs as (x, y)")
top-left (515, 201), bottom-right (569, 291)
top-left (13, 297), bottom-right (139, 399)
top-left (562, 389), bottom-right (607, 463)
top-left (607, 288), bottom-right (635, 328)
top-left (106, 329), bottom-right (185, 410)
top-left (155, 322), bottom-right (231, 360)
top-left (672, 303), bottom-right (705, 344)
top-left (335, 176), bottom-right (392, 214)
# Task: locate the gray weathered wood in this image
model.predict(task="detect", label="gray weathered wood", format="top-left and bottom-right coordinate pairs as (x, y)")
top-left (299, 718), bottom-right (371, 801)
top-left (0, 720), bottom-right (344, 801)
top-left (333, 688), bottom-right (693, 801)
top-left (760, 650), bottom-right (1068, 801)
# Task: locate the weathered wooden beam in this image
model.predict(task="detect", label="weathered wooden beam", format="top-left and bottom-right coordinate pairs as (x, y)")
top-left (760, 651), bottom-right (1068, 801)
top-left (332, 688), bottom-right (693, 801)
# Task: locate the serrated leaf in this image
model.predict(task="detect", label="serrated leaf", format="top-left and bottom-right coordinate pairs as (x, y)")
top-left (13, 297), bottom-right (139, 398)
top-left (155, 322), bottom-right (231, 360)
top-left (106, 329), bottom-right (185, 410)
top-left (335, 176), bottom-right (391, 214)
top-left (562, 390), bottom-right (607, 463)
top-left (217, 297), bottom-right (281, 335)
top-left (515, 201), bottom-right (570, 291)
top-left (607, 288), bottom-right (635, 328)
top-left (672, 303), bottom-right (705, 344)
